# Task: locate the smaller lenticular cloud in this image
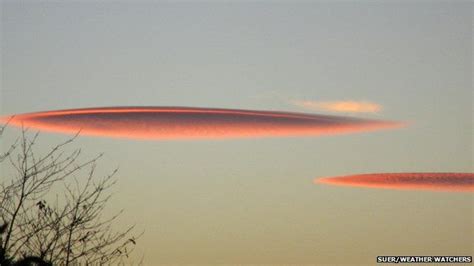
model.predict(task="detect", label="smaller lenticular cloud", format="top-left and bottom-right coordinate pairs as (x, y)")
top-left (293, 100), bottom-right (382, 113)
top-left (316, 173), bottom-right (474, 192)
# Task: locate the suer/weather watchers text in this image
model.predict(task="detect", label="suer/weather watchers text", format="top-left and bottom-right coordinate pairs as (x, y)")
top-left (376, 256), bottom-right (472, 263)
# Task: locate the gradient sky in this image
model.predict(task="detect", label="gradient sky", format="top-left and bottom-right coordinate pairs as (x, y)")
top-left (1, 1), bottom-right (472, 264)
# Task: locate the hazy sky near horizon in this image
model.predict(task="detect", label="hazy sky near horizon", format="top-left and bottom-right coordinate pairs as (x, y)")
top-left (1, 1), bottom-right (472, 264)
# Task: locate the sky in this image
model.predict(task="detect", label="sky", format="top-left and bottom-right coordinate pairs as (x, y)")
top-left (1, 1), bottom-right (472, 264)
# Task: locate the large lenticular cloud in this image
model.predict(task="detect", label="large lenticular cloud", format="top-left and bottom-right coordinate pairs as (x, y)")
top-left (316, 173), bottom-right (474, 192)
top-left (1, 106), bottom-right (402, 140)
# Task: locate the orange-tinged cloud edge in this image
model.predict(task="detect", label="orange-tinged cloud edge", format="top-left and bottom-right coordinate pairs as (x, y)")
top-left (315, 173), bottom-right (474, 192)
top-left (0, 106), bottom-right (404, 140)
top-left (293, 100), bottom-right (382, 113)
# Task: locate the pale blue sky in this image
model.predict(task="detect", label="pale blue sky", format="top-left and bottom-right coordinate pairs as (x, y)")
top-left (1, 1), bottom-right (472, 264)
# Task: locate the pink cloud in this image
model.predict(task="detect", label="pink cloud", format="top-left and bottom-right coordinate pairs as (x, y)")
top-left (1, 106), bottom-right (403, 140)
top-left (293, 100), bottom-right (382, 113)
top-left (316, 172), bottom-right (474, 192)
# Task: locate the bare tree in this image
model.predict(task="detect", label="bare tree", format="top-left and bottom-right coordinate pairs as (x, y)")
top-left (0, 123), bottom-right (139, 265)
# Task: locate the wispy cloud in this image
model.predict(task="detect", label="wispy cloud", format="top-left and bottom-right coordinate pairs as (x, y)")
top-left (292, 100), bottom-right (382, 113)
top-left (316, 172), bottom-right (474, 192)
top-left (1, 106), bottom-right (402, 140)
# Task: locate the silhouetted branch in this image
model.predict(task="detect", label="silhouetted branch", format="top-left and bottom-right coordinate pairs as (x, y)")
top-left (0, 126), bottom-right (139, 265)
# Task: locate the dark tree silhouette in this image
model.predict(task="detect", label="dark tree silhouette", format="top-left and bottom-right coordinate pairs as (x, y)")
top-left (0, 123), bottom-right (140, 265)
